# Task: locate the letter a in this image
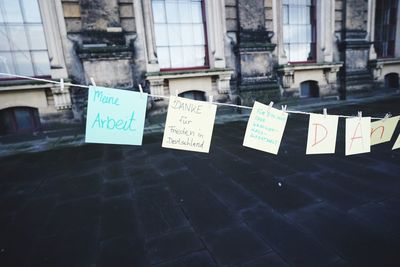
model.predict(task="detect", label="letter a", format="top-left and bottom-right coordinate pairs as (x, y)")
top-left (345, 117), bottom-right (371, 156)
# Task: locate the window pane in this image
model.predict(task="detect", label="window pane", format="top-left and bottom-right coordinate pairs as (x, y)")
top-left (165, 0), bottom-right (179, 23)
top-left (193, 24), bottom-right (204, 45)
top-left (2, 0), bottom-right (23, 23)
top-left (15, 108), bottom-right (33, 131)
top-left (31, 51), bottom-right (50, 75)
top-left (191, 1), bottom-right (203, 23)
top-left (9, 26), bottom-right (29, 51)
top-left (157, 47), bottom-right (170, 68)
top-left (154, 24), bottom-right (169, 46)
top-left (181, 24), bottom-right (193, 45)
top-left (0, 26), bottom-right (11, 51)
top-left (194, 46), bottom-right (205, 66)
top-left (27, 25), bottom-right (47, 50)
top-left (170, 46), bottom-right (183, 67)
top-left (182, 46), bottom-right (195, 67)
top-left (168, 24), bottom-right (181, 46)
top-left (179, 1), bottom-right (192, 23)
top-left (21, 0), bottom-right (42, 23)
top-left (0, 52), bottom-right (16, 76)
top-left (152, 1), bottom-right (166, 23)
top-left (14, 51), bottom-right (34, 76)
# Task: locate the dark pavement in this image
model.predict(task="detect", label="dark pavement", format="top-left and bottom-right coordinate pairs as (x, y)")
top-left (1, 97), bottom-right (400, 267)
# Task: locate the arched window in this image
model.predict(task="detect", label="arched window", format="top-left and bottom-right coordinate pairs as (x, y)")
top-left (385, 73), bottom-right (399, 89)
top-left (300, 80), bottom-right (319, 97)
top-left (0, 107), bottom-right (41, 135)
top-left (178, 90), bottom-right (206, 101)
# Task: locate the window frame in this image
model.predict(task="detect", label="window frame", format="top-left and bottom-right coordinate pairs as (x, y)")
top-left (282, 0), bottom-right (317, 64)
top-left (0, 106), bottom-right (41, 135)
top-left (0, 0), bottom-right (52, 81)
top-left (152, 0), bottom-right (210, 72)
top-left (374, 0), bottom-right (398, 58)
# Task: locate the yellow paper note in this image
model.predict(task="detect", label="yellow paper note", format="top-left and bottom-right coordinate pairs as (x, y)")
top-left (162, 96), bottom-right (217, 153)
top-left (370, 116), bottom-right (399, 146)
top-left (393, 134), bottom-right (400, 150)
top-left (306, 114), bottom-right (339, 154)
top-left (243, 101), bottom-right (288, 155)
top-left (345, 117), bottom-right (371, 156)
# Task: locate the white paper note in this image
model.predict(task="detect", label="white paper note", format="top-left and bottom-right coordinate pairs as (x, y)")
top-left (243, 101), bottom-right (288, 155)
top-left (345, 117), bottom-right (371, 156)
top-left (162, 96), bottom-right (217, 153)
top-left (370, 116), bottom-right (399, 146)
top-left (306, 114), bottom-right (339, 154)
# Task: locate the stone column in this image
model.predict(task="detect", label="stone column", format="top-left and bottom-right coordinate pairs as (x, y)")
top-left (338, 0), bottom-right (373, 98)
top-left (237, 0), bottom-right (279, 105)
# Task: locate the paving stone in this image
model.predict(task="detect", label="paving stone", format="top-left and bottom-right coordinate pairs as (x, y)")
top-left (182, 157), bottom-right (258, 211)
top-left (232, 171), bottom-right (317, 213)
top-left (153, 251), bottom-right (217, 267)
top-left (241, 252), bottom-right (290, 267)
top-left (146, 228), bottom-right (204, 265)
top-left (102, 179), bottom-right (131, 197)
top-left (29, 228), bottom-right (98, 267)
top-left (135, 186), bottom-right (189, 239)
top-left (44, 196), bottom-right (100, 236)
top-left (203, 225), bottom-right (271, 266)
top-left (98, 237), bottom-right (149, 267)
top-left (290, 204), bottom-right (400, 266)
top-left (100, 197), bottom-right (137, 240)
top-left (284, 173), bottom-right (364, 210)
top-left (36, 173), bottom-right (102, 199)
top-left (242, 205), bottom-right (340, 266)
top-left (348, 201), bottom-right (400, 239)
top-left (165, 170), bottom-right (234, 234)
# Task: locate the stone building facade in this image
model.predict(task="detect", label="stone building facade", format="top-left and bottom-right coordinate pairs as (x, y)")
top-left (0, 0), bottom-right (399, 136)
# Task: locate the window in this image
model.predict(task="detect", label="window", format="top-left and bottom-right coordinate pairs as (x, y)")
top-left (300, 80), bottom-right (319, 97)
top-left (283, 0), bottom-right (316, 62)
top-left (152, 0), bottom-right (208, 70)
top-left (0, 107), bottom-right (41, 135)
top-left (0, 0), bottom-right (51, 79)
top-left (178, 90), bottom-right (205, 100)
top-left (385, 73), bottom-right (399, 89)
top-left (374, 0), bottom-right (398, 58)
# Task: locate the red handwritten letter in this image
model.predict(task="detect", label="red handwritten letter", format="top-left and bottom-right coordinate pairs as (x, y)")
top-left (349, 122), bottom-right (364, 150)
top-left (312, 123), bottom-right (328, 147)
top-left (370, 126), bottom-right (385, 139)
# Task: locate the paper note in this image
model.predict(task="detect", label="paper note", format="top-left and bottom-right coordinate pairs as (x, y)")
top-left (85, 86), bottom-right (148, 145)
top-left (162, 96), bottom-right (217, 153)
top-left (370, 116), bottom-right (399, 146)
top-left (345, 117), bottom-right (371, 155)
top-left (393, 134), bottom-right (400, 150)
top-left (306, 114), bottom-right (339, 154)
top-left (243, 101), bottom-right (288, 155)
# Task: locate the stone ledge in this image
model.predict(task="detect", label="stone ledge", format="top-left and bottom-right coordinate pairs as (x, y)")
top-left (146, 69), bottom-right (234, 80)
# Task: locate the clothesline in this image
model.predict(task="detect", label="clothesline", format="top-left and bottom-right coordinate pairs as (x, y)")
top-left (0, 72), bottom-right (389, 120)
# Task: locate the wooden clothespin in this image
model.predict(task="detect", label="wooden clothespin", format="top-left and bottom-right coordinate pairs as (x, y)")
top-left (281, 104), bottom-right (287, 112)
top-left (90, 77), bottom-right (96, 86)
top-left (358, 111), bottom-right (362, 120)
top-left (209, 95), bottom-right (213, 103)
top-left (383, 113), bottom-right (391, 122)
top-left (60, 78), bottom-right (64, 92)
top-left (138, 84), bottom-right (144, 96)
top-left (323, 108), bottom-right (327, 118)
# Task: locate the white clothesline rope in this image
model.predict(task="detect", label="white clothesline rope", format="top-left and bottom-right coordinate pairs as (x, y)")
top-left (0, 72), bottom-right (390, 120)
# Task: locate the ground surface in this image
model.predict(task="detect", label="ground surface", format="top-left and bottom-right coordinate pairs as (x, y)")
top-left (1, 97), bottom-right (400, 267)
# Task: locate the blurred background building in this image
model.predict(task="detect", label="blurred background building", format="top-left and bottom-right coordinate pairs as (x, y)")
top-left (0, 0), bottom-right (399, 136)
